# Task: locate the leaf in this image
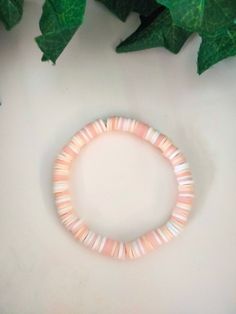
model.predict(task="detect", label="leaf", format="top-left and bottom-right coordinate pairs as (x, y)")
top-left (158, 0), bottom-right (236, 35)
top-left (0, 0), bottom-right (24, 30)
top-left (116, 9), bottom-right (191, 54)
top-left (35, 0), bottom-right (86, 63)
top-left (96, 0), bottom-right (161, 22)
top-left (198, 25), bottom-right (236, 74)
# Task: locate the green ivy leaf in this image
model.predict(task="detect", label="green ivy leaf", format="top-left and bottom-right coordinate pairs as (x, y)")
top-left (0, 0), bottom-right (24, 30)
top-left (198, 26), bottom-right (236, 74)
top-left (35, 0), bottom-right (86, 63)
top-left (116, 9), bottom-right (191, 54)
top-left (96, 0), bottom-right (160, 22)
top-left (158, 0), bottom-right (236, 35)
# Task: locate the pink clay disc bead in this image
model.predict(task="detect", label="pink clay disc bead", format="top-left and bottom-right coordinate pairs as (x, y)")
top-left (53, 117), bottom-right (194, 260)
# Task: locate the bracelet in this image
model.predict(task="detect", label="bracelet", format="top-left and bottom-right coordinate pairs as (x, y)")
top-left (53, 117), bottom-right (194, 260)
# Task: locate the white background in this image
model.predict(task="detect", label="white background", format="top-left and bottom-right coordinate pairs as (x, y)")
top-left (0, 1), bottom-right (236, 313)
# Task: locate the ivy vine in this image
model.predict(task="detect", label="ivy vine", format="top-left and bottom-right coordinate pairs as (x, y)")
top-left (0, 0), bottom-right (236, 74)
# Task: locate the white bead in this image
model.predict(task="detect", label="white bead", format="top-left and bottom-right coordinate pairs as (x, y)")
top-left (95, 120), bottom-right (103, 133)
top-left (84, 231), bottom-right (95, 246)
top-left (132, 241), bottom-right (141, 258)
top-left (118, 242), bottom-right (124, 259)
top-left (99, 119), bottom-right (107, 132)
top-left (166, 222), bottom-right (179, 237)
top-left (130, 120), bottom-right (136, 132)
top-left (92, 235), bottom-right (102, 251)
top-left (98, 237), bottom-right (106, 253)
top-left (137, 238), bottom-right (145, 255)
top-left (169, 149), bottom-right (180, 160)
top-left (174, 163), bottom-right (189, 173)
top-left (178, 179), bottom-right (194, 185)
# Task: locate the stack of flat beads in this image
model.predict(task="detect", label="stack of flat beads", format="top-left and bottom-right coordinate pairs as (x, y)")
top-left (53, 117), bottom-right (194, 260)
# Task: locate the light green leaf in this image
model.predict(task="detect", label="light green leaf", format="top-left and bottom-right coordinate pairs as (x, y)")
top-left (35, 0), bottom-right (86, 63)
top-left (158, 0), bottom-right (236, 35)
top-left (116, 9), bottom-right (191, 54)
top-left (0, 0), bottom-right (24, 30)
top-left (96, 0), bottom-right (160, 22)
top-left (198, 25), bottom-right (236, 73)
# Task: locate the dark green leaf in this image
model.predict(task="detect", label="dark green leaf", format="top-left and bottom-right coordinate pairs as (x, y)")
top-left (198, 26), bottom-right (236, 74)
top-left (116, 9), bottom-right (191, 54)
top-left (35, 0), bottom-right (86, 63)
top-left (0, 0), bottom-right (24, 30)
top-left (96, 0), bottom-right (160, 22)
top-left (158, 0), bottom-right (236, 35)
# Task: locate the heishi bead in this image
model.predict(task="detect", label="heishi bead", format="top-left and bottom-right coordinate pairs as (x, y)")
top-left (92, 235), bottom-right (102, 251)
top-left (111, 241), bottom-right (119, 258)
top-left (65, 216), bottom-right (78, 230)
top-left (78, 227), bottom-right (89, 242)
top-left (71, 219), bottom-right (84, 234)
top-left (134, 122), bottom-right (149, 138)
top-left (169, 149), bottom-right (180, 160)
top-left (118, 117), bottom-right (126, 131)
top-left (176, 172), bottom-right (193, 181)
top-left (68, 141), bottom-right (80, 154)
top-left (62, 145), bottom-right (77, 158)
top-left (53, 183), bottom-right (69, 193)
top-left (141, 235), bottom-right (154, 252)
top-left (72, 133), bottom-right (86, 148)
top-left (154, 134), bottom-right (165, 147)
top-left (163, 225), bottom-right (175, 240)
top-left (101, 238), bottom-right (114, 256)
top-left (152, 230), bottom-right (163, 245)
top-left (143, 232), bottom-right (160, 249)
top-left (118, 242), bottom-right (125, 260)
top-left (125, 242), bottom-right (135, 259)
top-left (137, 238), bottom-right (146, 255)
top-left (158, 137), bottom-right (172, 153)
top-left (163, 145), bottom-right (178, 158)
top-left (174, 163), bottom-right (189, 173)
top-left (98, 237), bottom-right (107, 253)
top-left (84, 125), bottom-right (94, 139)
top-left (106, 117), bottom-right (116, 131)
top-left (166, 222), bottom-right (180, 237)
top-left (54, 164), bottom-right (69, 172)
top-left (58, 208), bottom-right (72, 217)
top-left (170, 217), bottom-right (185, 229)
top-left (54, 117), bottom-right (194, 260)
top-left (157, 228), bottom-right (169, 243)
top-left (93, 120), bottom-right (104, 134)
top-left (83, 231), bottom-right (95, 246)
top-left (74, 224), bottom-right (87, 239)
top-left (55, 195), bottom-right (71, 204)
top-left (53, 174), bottom-right (69, 181)
top-left (106, 117), bottom-right (112, 131)
top-left (145, 127), bottom-right (160, 145)
top-left (130, 119), bottom-right (137, 132)
top-left (172, 210), bottom-right (189, 222)
top-left (79, 129), bottom-right (91, 143)
top-left (57, 200), bottom-right (72, 209)
top-left (131, 240), bottom-right (142, 258)
top-left (171, 155), bottom-right (186, 166)
top-left (57, 152), bottom-right (73, 163)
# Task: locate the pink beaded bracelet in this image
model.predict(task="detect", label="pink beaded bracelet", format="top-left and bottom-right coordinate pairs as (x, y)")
top-left (53, 117), bottom-right (194, 260)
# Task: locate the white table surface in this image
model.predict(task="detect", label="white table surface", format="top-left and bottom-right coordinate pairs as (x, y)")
top-left (0, 1), bottom-right (236, 313)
